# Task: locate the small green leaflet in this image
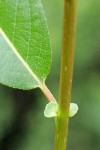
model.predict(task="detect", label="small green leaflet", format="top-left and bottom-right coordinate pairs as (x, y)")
top-left (0, 0), bottom-right (51, 89)
top-left (44, 102), bottom-right (58, 118)
top-left (69, 103), bottom-right (78, 117)
top-left (44, 102), bottom-right (78, 118)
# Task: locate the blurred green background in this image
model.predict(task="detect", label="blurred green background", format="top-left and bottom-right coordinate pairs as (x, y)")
top-left (0, 0), bottom-right (100, 149)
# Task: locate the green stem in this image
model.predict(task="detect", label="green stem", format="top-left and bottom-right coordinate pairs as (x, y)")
top-left (54, 0), bottom-right (77, 150)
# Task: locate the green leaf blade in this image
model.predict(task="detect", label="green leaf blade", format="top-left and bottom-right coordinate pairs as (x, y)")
top-left (0, 30), bottom-right (39, 89)
top-left (0, 0), bottom-right (51, 89)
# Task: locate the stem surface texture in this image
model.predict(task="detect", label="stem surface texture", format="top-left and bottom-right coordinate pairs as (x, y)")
top-left (54, 0), bottom-right (77, 150)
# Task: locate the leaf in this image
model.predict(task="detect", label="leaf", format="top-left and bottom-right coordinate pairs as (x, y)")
top-left (0, 29), bottom-right (39, 89)
top-left (0, 0), bottom-right (51, 89)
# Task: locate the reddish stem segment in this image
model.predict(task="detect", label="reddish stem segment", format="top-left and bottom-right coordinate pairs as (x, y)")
top-left (40, 84), bottom-right (56, 102)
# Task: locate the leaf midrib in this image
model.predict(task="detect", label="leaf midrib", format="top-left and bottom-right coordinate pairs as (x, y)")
top-left (0, 28), bottom-right (44, 88)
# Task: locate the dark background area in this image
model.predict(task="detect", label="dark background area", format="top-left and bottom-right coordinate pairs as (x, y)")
top-left (0, 0), bottom-right (100, 149)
